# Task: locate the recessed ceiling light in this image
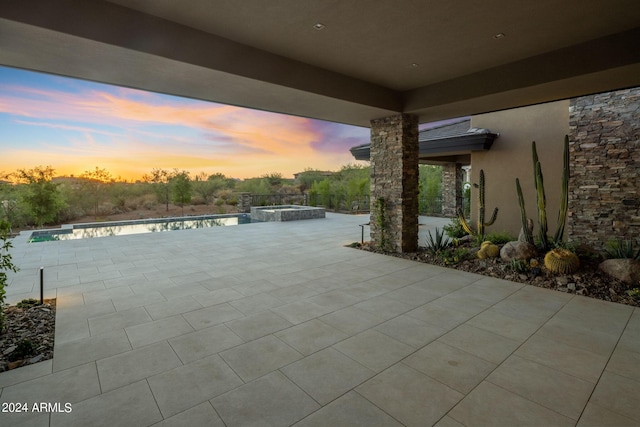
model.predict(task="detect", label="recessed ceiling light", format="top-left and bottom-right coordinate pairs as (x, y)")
top-left (493, 33), bottom-right (506, 39)
top-left (411, 63), bottom-right (419, 68)
top-left (313, 23), bottom-right (325, 30)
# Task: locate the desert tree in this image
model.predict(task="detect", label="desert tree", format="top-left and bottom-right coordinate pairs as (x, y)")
top-left (170, 171), bottom-right (192, 216)
top-left (143, 168), bottom-right (175, 211)
top-left (80, 166), bottom-right (113, 218)
top-left (15, 166), bottom-right (64, 227)
top-left (193, 172), bottom-right (225, 205)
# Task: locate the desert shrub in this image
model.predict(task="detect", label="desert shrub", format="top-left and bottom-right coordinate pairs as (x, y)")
top-left (483, 231), bottom-right (515, 245)
top-left (226, 195), bottom-right (238, 206)
top-left (1, 220), bottom-right (19, 331)
top-left (191, 195), bottom-right (207, 205)
top-left (443, 217), bottom-right (467, 238)
top-left (510, 259), bottom-right (529, 273)
top-left (440, 247), bottom-right (469, 265)
top-left (16, 298), bottom-right (41, 309)
top-left (9, 339), bottom-right (35, 361)
top-left (140, 194), bottom-right (157, 210)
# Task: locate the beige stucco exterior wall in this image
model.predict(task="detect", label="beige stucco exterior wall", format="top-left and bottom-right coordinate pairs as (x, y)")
top-left (469, 101), bottom-right (570, 238)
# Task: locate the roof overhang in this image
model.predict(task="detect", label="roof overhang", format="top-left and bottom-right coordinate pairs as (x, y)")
top-left (1, 0), bottom-right (640, 127)
top-left (351, 131), bottom-right (497, 164)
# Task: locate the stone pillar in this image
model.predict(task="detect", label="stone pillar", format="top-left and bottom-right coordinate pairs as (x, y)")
top-left (370, 114), bottom-right (419, 252)
top-left (442, 163), bottom-right (463, 217)
top-left (237, 192), bottom-right (251, 213)
top-left (568, 88), bottom-right (640, 250)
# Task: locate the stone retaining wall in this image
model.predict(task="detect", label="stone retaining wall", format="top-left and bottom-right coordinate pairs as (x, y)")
top-left (568, 88), bottom-right (640, 249)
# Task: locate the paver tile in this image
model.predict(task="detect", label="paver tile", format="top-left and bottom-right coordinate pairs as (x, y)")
top-left (211, 371), bottom-right (319, 427)
top-left (318, 306), bottom-right (385, 335)
top-left (220, 335), bottom-right (302, 382)
top-left (515, 334), bottom-right (609, 382)
top-left (404, 341), bottom-right (496, 394)
top-left (153, 402), bottom-right (225, 427)
top-left (125, 314), bottom-right (194, 348)
top-left (270, 300), bottom-right (331, 324)
top-left (87, 306), bottom-right (152, 336)
top-left (148, 354), bottom-right (243, 418)
top-left (333, 329), bottom-right (414, 372)
top-left (357, 363), bottom-right (463, 427)
top-left (225, 310), bottom-right (292, 341)
top-left (275, 319), bottom-right (348, 355)
top-left (53, 329), bottom-right (131, 371)
top-left (375, 314), bottom-right (447, 348)
top-left (168, 324), bottom-right (244, 364)
top-left (577, 402), bottom-right (640, 426)
top-left (438, 324), bottom-right (521, 364)
top-left (589, 371), bottom-right (640, 423)
top-left (282, 347), bottom-right (374, 404)
top-left (49, 380), bottom-right (161, 427)
top-left (96, 341), bottom-right (182, 392)
top-left (293, 391), bottom-right (403, 427)
top-left (182, 303), bottom-right (244, 330)
top-left (0, 363), bottom-right (101, 427)
top-left (448, 381), bottom-right (575, 426)
top-left (487, 355), bottom-right (595, 420)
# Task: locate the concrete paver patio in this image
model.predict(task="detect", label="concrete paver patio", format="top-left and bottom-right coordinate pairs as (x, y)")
top-left (1, 213), bottom-right (639, 426)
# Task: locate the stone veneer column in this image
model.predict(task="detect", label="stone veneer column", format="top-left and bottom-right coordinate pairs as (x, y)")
top-left (237, 192), bottom-right (251, 213)
top-left (568, 88), bottom-right (640, 249)
top-left (370, 114), bottom-right (419, 252)
top-left (441, 163), bottom-right (463, 217)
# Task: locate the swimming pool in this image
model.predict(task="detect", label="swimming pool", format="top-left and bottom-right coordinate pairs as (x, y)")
top-left (28, 214), bottom-right (255, 242)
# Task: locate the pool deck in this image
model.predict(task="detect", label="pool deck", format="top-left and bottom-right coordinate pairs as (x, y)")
top-left (1, 213), bottom-right (639, 426)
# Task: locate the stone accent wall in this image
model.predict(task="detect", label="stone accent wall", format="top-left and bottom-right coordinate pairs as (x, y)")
top-left (568, 88), bottom-right (640, 249)
top-left (370, 114), bottom-right (419, 252)
top-left (442, 163), bottom-right (463, 217)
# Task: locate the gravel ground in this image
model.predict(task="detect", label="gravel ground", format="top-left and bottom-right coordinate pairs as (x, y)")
top-left (0, 299), bottom-right (56, 372)
top-left (357, 243), bottom-right (639, 308)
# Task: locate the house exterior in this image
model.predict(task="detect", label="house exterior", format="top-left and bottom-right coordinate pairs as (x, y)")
top-left (351, 87), bottom-right (640, 250)
top-left (471, 88), bottom-right (640, 249)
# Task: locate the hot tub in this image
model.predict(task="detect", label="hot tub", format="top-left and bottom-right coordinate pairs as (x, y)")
top-left (250, 205), bottom-right (325, 222)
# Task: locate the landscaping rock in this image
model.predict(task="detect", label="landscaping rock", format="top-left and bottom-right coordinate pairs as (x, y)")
top-left (599, 259), bottom-right (640, 285)
top-left (0, 300), bottom-right (56, 372)
top-left (518, 218), bottom-right (534, 243)
top-left (500, 241), bottom-right (538, 261)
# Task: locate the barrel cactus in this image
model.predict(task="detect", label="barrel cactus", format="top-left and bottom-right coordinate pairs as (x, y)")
top-left (544, 248), bottom-right (580, 274)
top-left (477, 241), bottom-right (500, 259)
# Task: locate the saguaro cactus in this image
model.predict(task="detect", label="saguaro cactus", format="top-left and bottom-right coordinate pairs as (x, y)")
top-left (457, 169), bottom-right (498, 241)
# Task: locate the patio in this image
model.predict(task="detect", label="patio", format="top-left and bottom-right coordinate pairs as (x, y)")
top-left (1, 213), bottom-right (639, 426)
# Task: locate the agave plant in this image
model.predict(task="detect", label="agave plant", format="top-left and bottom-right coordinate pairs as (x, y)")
top-left (425, 227), bottom-right (451, 255)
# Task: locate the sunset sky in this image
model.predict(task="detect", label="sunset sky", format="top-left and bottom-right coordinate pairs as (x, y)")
top-left (0, 65), bottom-right (371, 181)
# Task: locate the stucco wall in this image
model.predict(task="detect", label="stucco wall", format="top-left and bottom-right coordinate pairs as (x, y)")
top-left (470, 101), bottom-right (570, 238)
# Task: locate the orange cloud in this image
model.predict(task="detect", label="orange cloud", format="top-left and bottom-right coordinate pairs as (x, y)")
top-left (0, 77), bottom-right (367, 179)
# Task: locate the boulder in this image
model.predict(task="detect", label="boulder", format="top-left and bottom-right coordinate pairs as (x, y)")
top-left (518, 218), bottom-right (534, 243)
top-left (500, 241), bottom-right (538, 262)
top-left (599, 259), bottom-right (640, 285)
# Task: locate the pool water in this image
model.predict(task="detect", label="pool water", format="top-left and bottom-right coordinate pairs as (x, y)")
top-left (28, 214), bottom-right (255, 242)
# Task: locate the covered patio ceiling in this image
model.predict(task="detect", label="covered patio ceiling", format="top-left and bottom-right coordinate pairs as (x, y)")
top-left (1, 0), bottom-right (639, 127)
